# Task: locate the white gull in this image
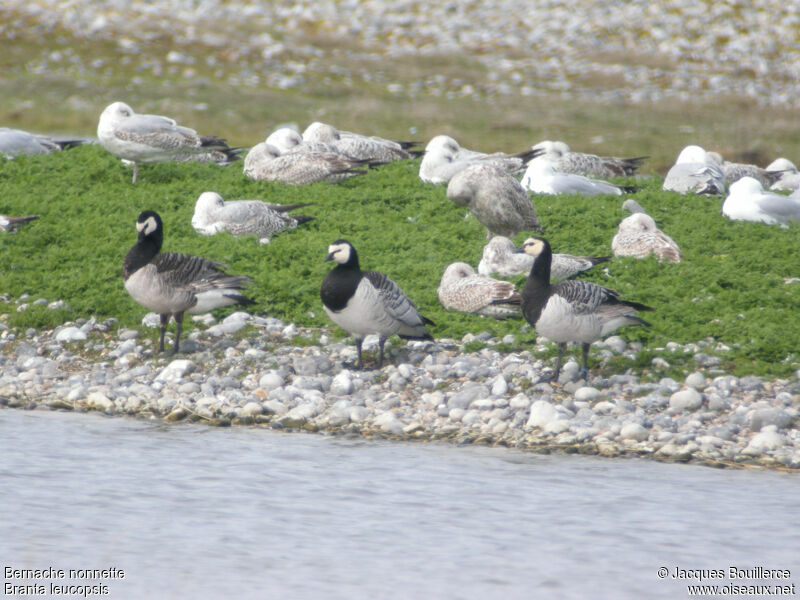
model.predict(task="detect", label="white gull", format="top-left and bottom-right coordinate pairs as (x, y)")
top-left (722, 177), bottom-right (800, 227)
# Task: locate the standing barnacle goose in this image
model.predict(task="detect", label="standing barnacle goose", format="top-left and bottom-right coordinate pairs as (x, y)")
top-left (518, 236), bottom-right (653, 381)
top-left (123, 210), bottom-right (254, 355)
top-left (320, 240), bottom-right (433, 369)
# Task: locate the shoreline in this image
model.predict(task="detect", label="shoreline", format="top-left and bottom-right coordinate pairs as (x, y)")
top-left (2, 309), bottom-right (799, 472)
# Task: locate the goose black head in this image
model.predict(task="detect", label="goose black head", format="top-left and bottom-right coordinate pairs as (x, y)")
top-left (136, 210), bottom-right (163, 248)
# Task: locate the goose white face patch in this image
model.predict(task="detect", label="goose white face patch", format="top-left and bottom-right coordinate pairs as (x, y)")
top-left (327, 242), bottom-right (351, 264)
top-left (521, 238), bottom-right (544, 257)
top-left (137, 216), bottom-right (159, 236)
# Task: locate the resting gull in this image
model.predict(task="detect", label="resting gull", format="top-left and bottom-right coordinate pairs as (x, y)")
top-left (419, 134), bottom-right (540, 184)
top-left (705, 151), bottom-right (782, 188)
top-left (520, 158), bottom-right (635, 196)
top-left (662, 145), bottom-right (726, 195)
top-left (302, 122), bottom-right (419, 162)
top-left (446, 163), bottom-right (542, 239)
top-left (191, 191), bottom-right (314, 244)
top-left (722, 177), bottom-right (800, 227)
top-left (243, 142), bottom-right (368, 184)
top-left (437, 262), bottom-right (521, 319)
top-left (97, 101), bottom-right (237, 183)
top-left (478, 236), bottom-right (610, 280)
top-left (0, 128), bottom-right (87, 158)
top-left (531, 140), bottom-right (647, 178)
top-left (0, 214), bottom-right (39, 233)
top-left (612, 200), bottom-right (682, 263)
top-left (766, 158), bottom-right (800, 191)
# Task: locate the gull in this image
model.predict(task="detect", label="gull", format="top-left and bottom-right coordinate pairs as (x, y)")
top-left (302, 121), bottom-right (420, 162)
top-left (520, 158), bottom-right (635, 196)
top-left (722, 177), bottom-right (800, 228)
top-left (123, 210), bottom-right (254, 355)
top-left (662, 145), bottom-right (725, 195)
top-left (612, 200), bottom-right (682, 262)
top-left (478, 236), bottom-right (610, 280)
top-left (97, 101), bottom-right (237, 183)
top-left (706, 151), bottom-right (781, 188)
top-left (191, 191), bottom-right (314, 244)
top-left (532, 140), bottom-right (647, 178)
top-left (765, 158), bottom-right (800, 192)
top-left (437, 262), bottom-right (521, 319)
top-left (419, 134), bottom-right (540, 184)
top-left (0, 128), bottom-right (87, 158)
top-left (0, 214), bottom-right (39, 233)
top-left (243, 142), bottom-right (369, 184)
top-left (446, 163), bottom-right (542, 239)
top-left (321, 239), bottom-right (433, 369)
top-left (518, 236), bottom-right (653, 381)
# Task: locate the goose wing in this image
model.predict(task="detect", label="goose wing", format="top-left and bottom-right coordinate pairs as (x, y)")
top-left (363, 270), bottom-right (429, 328)
top-left (551, 280), bottom-right (616, 314)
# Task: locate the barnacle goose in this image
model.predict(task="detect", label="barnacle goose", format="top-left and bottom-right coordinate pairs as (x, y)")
top-left (122, 210), bottom-right (254, 354)
top-left (320, 240), bottom-right (433, 369)
top-left (518, 236), bottom-right (652, 381)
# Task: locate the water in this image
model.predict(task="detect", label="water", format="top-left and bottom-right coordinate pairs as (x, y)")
top-left (1, 409), bottom-right (798, 599)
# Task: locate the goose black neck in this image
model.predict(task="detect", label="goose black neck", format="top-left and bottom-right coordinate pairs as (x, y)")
top-left (530, 241), bottom-right (552, 285)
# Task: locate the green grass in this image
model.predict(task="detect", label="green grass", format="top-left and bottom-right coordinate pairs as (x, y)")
top-left (0, 145), bottom-right (798, 377)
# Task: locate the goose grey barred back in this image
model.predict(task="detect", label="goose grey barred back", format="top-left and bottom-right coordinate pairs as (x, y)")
top-left (123, 210), bottom-right (254, 355)
top-left (320, 240), bottom-right (433, 369)
top-left (192, 191), bottom-right (314, 244)
top-left (478, 236), bottom-right (610, 280)
top-left (518, 236), bottom-right (652, 381)
top-left (446, 163), bottom-right (543, 239)
top-left (243, 142), bottom-right (369, 184)
top-left (532, 140), bottom-right (647, 178)
top-left (612, 200), bottom-right (682, 263)
top-left (437, 262), bottom-right (520, 319)
top-left (97, 101), bottom-right (236, 183)
top-left (0, 214), bottom-right (39, 233)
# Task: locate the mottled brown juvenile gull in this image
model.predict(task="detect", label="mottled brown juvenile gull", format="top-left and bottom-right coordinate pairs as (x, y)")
top-left (662, 145), bottom-right (725, 195)
top-left (706, 151), bottom-right (782, 188)
top-left (478, 236), bottom-right (610, 280)
top-left (419, 134), bottom-right (540, 184)
top-left (302, 121), bottom-right (419, 162)
top-left (612, 200), bottom-right (682, 263)
top-left (191, 191), bottom-right (314, 244)
top-left (243, 142), bottom-right (368, 184)
top-left (97, 101), bottom-right (236, 183)
top-left (437, 262), bottom-right (521, 319)
top-left (532, 140), bottom-right (647, 178)
top-left (446, 163), bottom-right (542, 239)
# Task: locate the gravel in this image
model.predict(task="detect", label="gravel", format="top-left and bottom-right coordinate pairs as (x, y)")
top-left (3, 1), bottom-right (800, 108)
top-left (2, 300), bottom-right (799, 471)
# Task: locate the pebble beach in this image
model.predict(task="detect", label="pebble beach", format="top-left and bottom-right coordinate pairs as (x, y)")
top-left (3, 295), bottom-right (799, 471)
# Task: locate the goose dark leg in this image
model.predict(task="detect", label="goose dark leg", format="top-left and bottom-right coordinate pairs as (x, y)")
top-left (132, 162), bottom-right (138, 184)
top-left (158, 314), bottom-right (170, 353)
top-left (553, 343), bottom-right (566, 381)
top-left (581, 343), bottom-right (590, 379)
top-left (377, 337), bottom-right (386, 369)
top-left (170, 312), bottom-right (184, 355)
top-left (347, 338), bottom-right (364, 370)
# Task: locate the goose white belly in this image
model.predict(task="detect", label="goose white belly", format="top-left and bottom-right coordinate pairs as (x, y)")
top-left (324, 280), bottom-right (399, 338)
top-left (534, 295), bottom-right (602, 344)
top-left (125, 266), bottom-right (194, 315)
